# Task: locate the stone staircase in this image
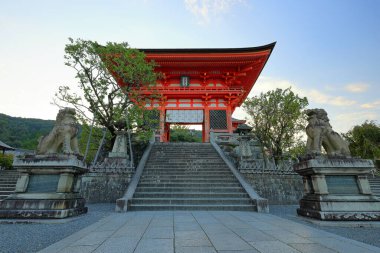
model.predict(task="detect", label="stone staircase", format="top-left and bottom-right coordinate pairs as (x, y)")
top-left (129, 142), bottom-right (256, 211)
top-left (369, 176), bottom-right (380, 197)
top-left (0, 170), bottom-right (19, 200)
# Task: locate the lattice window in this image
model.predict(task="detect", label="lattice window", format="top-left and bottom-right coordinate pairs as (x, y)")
top-left (143, 110), bottom-right (160, 129)
top-left (210, 110), bottom-right (227, 129)
top-left (166, 110), bottom-right (204, 123)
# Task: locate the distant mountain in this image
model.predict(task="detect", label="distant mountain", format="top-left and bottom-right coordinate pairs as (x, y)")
top-left (0, 113), bottom-right (55, 150)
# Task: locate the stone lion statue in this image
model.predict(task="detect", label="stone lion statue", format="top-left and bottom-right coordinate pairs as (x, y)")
top-left (305, 108), bottom-right (350, 156)
top-left (36, 108), bottom-right (80, 155)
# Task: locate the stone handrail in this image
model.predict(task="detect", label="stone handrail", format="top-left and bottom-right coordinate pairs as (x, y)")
top-left (210, 138), bottom-right (269, 213)
top-left (115, 142), bottom-right (153, 212)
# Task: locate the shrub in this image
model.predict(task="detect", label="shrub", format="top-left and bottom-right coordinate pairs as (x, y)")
top-left (0, 153), bottom-right (14, 169)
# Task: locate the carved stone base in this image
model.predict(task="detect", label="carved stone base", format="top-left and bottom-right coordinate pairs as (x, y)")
top-left (297, 196), bottom-right (380, 221)
top-left (294, 156), bottom-right (380, 221)
top-left (0, 154), bottom-right (88, 219)
top-left (0, 196), bottom-right (87, 219)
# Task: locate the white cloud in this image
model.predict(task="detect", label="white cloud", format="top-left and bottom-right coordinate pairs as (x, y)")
top-left (250, 76), bottom-right (357, 107)
top-left (360, 100), bottom-right (380, 109)
top-left (184, 0), bottom-right (244, 24)
top-left (345, 83), bottom-right (369, 93)
top-left (336, 111), bottom-right (378, 122)
top-left (232, 77), bottom-right (379, 133)
top-left (307, 89), bottom-right (356, 106)
top-left (334, 111), bottom-right (379, 132)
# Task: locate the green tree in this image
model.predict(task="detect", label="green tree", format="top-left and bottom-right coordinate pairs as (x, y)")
top-left (54, 38), bottom-right (160, 145)
top-left (343, 120), bottom-right (380, 160)
top-left (0, 113), bottom-right (54, 150)
top-left (243, 88), bottom-right (308, 162)
top-left (0, 153), bottom-right (13, 169)
top-left (287, 140), bottom-right (307, 159)
top-left (170, 125), bottom-right (202, 142)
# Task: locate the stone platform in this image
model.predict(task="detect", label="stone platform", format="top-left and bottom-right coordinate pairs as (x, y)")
top-left (38, 211), bottom-right (380, 253)
top-left (294, 156), bottom-right (380, 221)
top-left (0, 154), bottom-right (88, 219)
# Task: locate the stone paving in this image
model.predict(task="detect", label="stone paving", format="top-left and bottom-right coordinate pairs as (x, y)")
top-left (39, 211), bottom-right (380, 253)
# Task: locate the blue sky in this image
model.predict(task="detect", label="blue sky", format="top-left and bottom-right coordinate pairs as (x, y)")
top-left (0, 0), bottom-right (379, 133)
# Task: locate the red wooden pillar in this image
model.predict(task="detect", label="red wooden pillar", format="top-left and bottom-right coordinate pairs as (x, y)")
top-left (204, 107), bottom-right (210, 142)
top-left (165, 123), bottom-right (170, 142)
top-left (159, 109), bottom-right (166, 142)
top-left (226, 106), bottom-right (233, 133)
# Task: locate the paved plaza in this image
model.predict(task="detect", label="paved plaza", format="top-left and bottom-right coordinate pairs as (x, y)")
top-left (39, 211), bottom-right (380, 253)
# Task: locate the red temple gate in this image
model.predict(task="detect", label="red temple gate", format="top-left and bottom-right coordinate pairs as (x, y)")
top-left (118, 43), bottom-right (275, 142)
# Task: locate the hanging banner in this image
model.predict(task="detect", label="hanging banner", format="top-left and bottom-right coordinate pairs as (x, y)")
top-left (166, 110), bottom-right (204, 123)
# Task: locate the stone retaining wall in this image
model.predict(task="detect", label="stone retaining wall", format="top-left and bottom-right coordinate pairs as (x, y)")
top-left (242, 173), bottom-right (304, 205)
top-left (80, 172), bottom-right (133, 203)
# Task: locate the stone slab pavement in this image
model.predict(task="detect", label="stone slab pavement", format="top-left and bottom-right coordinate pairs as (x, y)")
top-left (38, 211), bottom-right (380, 253)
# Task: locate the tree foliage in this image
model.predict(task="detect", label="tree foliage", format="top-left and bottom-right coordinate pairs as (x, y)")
top-left (0, 113), bottom-right (54, 149)
top-left (0, 153), bottom-right (14, 169)
top-left (343, 120), bottom-right (380, 160)
top-left (243, 88), bottom-right (308, 160)
top-left (170, 125), bottom-right (202, 142)
top-left (54, 38), bottom-right (160, 144)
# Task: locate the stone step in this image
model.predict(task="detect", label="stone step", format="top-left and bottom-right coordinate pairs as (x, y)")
top-left (0, 186), bottom-right (16, 190)
top-left (369, 178), bottom-right (380, 197)
top-left (145, 161), bottom-right (226, 165)
top-left (137, 182), bottom-right (242, 188)
top-left (152, 146), bottom-right (215, 148)
top-left (0, 180), bottom-right (18, 184)
top-left (150, 151), bottom-right (219, 153)
top-left (150, 154), bottom-right (218, 157)
top-left (141, 175), bottom-right (231, 178)
top-left (149, 155), bottom-right (218, 158)
top-left (0, 191), bottom-right (15, 195)
top-left (142, 170), bottom-right (231, 175)
top-left (139, 178), bottom-right (238, 184)
top-left (145, 165), bottom-right (226, 168)
top-left (0, 181), bottom-right (18, 184)
top-left (134, 192), bottom-right (249, 198)
top-left (151, 149), bottom-right (216, 152)
top-left (129, 142), bottom-right (255, 211)
top-left (0, 176), bottom-right (19, 179)
top-left (144, 167), bottom-right (229, 171)
top-left (141, 174), bottom-right (233, 178)
top-left (143, 170), bottom-right (230, 173)
top-left (144, 165), bottom-right (228, 169)
top-left (0, 171), bottom-right (19, 200)
top-left (135, 186), bottom-right (245, 193)
top-left (141, 174), bottom-right (231, 178)
top-left (130, 197), bottom-right (252, 205)
top-left (152, 149), bottom-right (215, 151)
top-left (141, 174), bottom-right (233, 179)
top-left (148, 161), bottom-right (223, 164)
top-left (128, 204), bottom-right (255, 211)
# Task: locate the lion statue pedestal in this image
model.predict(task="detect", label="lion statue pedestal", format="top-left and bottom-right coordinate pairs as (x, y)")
top-left (293, 109), bottom-right (380, 221)
top-left (0, 108), bottom-right (88, 219)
